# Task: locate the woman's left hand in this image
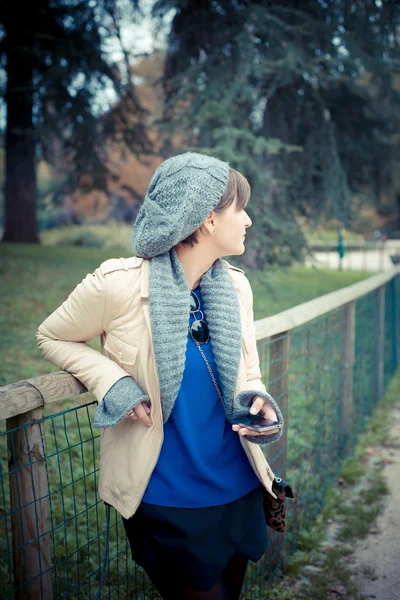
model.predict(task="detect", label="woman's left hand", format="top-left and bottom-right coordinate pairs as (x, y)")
top-left (232, 395), bottom-right (279, 437)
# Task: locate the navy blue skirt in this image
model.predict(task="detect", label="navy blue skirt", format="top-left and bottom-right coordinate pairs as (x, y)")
top-left (122, 483), bottom-right (268, 590)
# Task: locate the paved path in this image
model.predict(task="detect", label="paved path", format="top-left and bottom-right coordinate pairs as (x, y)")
top-left (349, 403), bottom-right (400, 600)
top-left (305, 249), bottom-right (399, 272)
top-left (305, 242), bottom-right (400, 272)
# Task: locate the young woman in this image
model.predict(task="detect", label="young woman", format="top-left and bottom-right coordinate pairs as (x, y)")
top-left (37, 152), bottom-right (284, 600)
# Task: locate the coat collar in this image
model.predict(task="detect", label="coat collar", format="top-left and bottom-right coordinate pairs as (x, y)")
top-left (146, 248), bottom-right (242, 423)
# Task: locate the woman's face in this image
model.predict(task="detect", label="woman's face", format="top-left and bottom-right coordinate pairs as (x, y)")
top-left (212, 196), bottom-right (252, 256)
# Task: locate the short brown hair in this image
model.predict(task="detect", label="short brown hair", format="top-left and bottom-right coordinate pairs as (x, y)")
top-left (179, 168), bottom-right (251, 248)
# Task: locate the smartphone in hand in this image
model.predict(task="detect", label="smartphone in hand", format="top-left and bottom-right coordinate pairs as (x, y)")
top-left (231, 414), bottom-right (282, 433)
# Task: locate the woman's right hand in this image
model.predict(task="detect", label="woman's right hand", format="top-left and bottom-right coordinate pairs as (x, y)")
top-left (124, 402), bottom-right (153, 427)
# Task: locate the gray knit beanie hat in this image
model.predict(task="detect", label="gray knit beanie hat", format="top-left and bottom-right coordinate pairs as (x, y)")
top-left (132, 152), bottom-right (230, 258)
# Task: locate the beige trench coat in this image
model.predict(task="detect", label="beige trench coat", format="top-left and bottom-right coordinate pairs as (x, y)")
top-left (36, 256), bottom-right (277, 519)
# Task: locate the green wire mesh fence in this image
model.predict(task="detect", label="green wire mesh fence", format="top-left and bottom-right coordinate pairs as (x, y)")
top-left (0, 274), bottom-right (398, 599)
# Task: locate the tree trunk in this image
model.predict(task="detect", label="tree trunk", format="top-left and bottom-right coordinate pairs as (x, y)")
top-left (3, 7), bottom-right (39, 243)
top-left (373, 160), bottom-right (382, 211)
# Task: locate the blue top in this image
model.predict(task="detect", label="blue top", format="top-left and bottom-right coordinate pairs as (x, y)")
top-left (142, 286), bottom-right (261, 507)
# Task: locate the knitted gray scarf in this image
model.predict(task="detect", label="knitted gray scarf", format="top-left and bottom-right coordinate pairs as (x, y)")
top-left (149, 247), bottom-right (242, 423)
top-left (96, 246), bottom-right (283, 443)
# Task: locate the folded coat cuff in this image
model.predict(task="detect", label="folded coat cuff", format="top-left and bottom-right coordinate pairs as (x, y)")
top-left (93, 376), bottom-right (149, 428)
top-left (231, 389), bottom-right (284, 445)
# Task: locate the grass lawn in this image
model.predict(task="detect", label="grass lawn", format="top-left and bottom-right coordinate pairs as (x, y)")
top-left (247, 266), bottom-right (369, 320)
top-left (0, 242), bottom-right (369, 387)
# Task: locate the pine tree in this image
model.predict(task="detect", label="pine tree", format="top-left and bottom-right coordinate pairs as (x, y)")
top-left (153, 0), bottom-right (400, 266)
top-left (0, 0), bottom-right (151, 242)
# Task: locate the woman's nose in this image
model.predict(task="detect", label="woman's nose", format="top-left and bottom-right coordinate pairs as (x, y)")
top-left (244, 212), bottom-right (252, 228)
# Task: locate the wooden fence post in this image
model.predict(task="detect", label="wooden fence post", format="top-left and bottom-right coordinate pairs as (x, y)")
top-left (379, 241), bottom-right (385, 272)
top-left (374, 286), bottom-right (385, 405)
top-left (6, 405), bottom-right (52, 600)
top-left (267, 331), bottom-right (290, 477)
top-left (340, 301), bottom-right (355, 455)
top-left (264, 331), bottom-right (290, 574)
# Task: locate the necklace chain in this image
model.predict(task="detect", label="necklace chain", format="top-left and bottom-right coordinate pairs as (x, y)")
top-left (190, 290), bottom-right (224, 405)
top-left (189, 329), bottom-right (224, 405)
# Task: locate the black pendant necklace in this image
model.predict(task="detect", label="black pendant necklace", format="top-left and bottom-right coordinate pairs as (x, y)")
top-left (189, 290), bottom-right (210, 344)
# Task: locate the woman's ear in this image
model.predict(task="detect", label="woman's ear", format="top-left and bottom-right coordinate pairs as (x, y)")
top-left (200, 211), bottom-right (217, 235)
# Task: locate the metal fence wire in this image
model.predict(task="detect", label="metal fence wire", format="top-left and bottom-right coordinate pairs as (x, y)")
top-left (0, 278), bottom-right (398, 600)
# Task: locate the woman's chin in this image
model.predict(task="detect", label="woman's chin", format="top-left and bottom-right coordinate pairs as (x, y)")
top-left (230, 244), bottom-right (246, 256)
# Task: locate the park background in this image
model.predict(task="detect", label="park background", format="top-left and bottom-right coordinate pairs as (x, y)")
top-left (0, 1), bottom-right (400, 599)
top-left (1, 0), bottom-right (400, 261)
